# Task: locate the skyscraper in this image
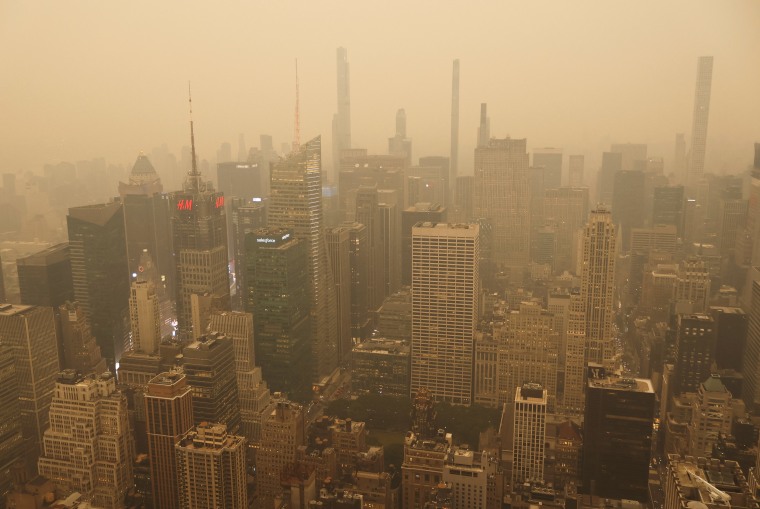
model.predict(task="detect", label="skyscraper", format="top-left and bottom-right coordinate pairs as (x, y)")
top-left (652, 186), bottom-right (685, 234)
top-left (512, 383), bottom-right (547, 486)
top-left (388, 109), bottom-right (413, 166)
top-left (170, 94), bottom-right (229, 339)
top-left (37, 371), bottom-right (133, 509)
top-left (687, 56), bottom-right (714, 190)
top-left (474, 137), bottom-right (531, 269)
top-left (476, 103), bottom-right (490, 147)
top-left (67, 201), bottom-right (130, 364)
top-left (0, 304), bottom-right (59, 468)
top-left (401, 203), bottom-right (447, 286)
top-left (533, 147), bottom-right (563, 189)
top-left (673, 313), bottom-right (716, 395)
top-left (325, 226), bottom-right (353, 367)
top-left (332, 47), bottom-right (352, 181)
top-left (16, 243), bottom-right (74, 307)
top-left (269, 136), bottom-right (338, 382)
top-left (129, 280), bottom-right (161, 354)
top-left (355, 186), bottom-right (386, 311)
top-left (411, 223), bottom-right (479, 405)
top-left (59, 300), bottom-right (107, 375)
top-left (579, 207), bottom-right (618, 367)
top-left (450, 59), bottom-right (460, 195)
top-left (568, 155), bottom-right (584, 187)
top-left (176, 422), bottom-right (247, 509)
top-left (597, 151), bottom-right (622, 205)
top-left (544, 187), bottom-right (589, 274)
top-left (145, 372), bottom-right (194, 509)
top-left (612, 170), bottom-right (645, 251)
top-left (0, 346), bottom-right (23, 503)
top-left (345, 223), bottom-right (371, 342)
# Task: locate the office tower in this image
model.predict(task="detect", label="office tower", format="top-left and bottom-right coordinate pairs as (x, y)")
top-left (378, 189), bottom-right (401, 297)
top-left (217, 142), bottom-right (232, 163)
top-left (59, 301), bottom-right (107, 375)
top-left (579, 207), bottom-right (618, 367)
top-left (687, 375), bottom-right (731, 457)
top-left (0, 253), bottom-right (4, 302)
top-left (230, 199), bottom-right (267, 310)
top-left (402, 429), bottom-right (452, 509)
top-left (653, 186), bottom-right (685, 233)
top-left (736, 148), bottom-right (760, 277)
top-left (170, 98), bottom-right (229, 339)
top-left (562, 291), bottom-right (586, 414)
top-left (673, 313), bottom-right (716, 395)
top-left (411, 158), bottom-right (450, 207)
top-left (37, 371), bottom-right (133, 509)
top-left (630, 225), bottom-right (678, 257)
top-left (338, 149), bottom-right (406, 221)
top-left (544, 187), bottom-right (590, 274)
top-left (674, 258), bottom-right (711, 313)
top-left (401, 203), bottom-right (447, 286)
top-left (245, 228), bottom-right (310, 398)
top-left (0, 346), bottom-right (23, 503)
top-left (118, 154), bottom-right (173, 300)
top-left (216, 161), bottom-right (263, 203)
top-left (687, 56), bottom-right (714, 190)
top-left (128, 280), bottom-right (161, 354)
top-left (569, 155), bottom-right (584, 187)
top-left (474, 137), bottom-right (530, 269)
top-left (351, 338), bottom-right (410, 397)
top-left (182, 332), bottom-right (240, 432)
top-left (16, 243), bottom-right (73, 307)
top-left (477, 103), bottom-right (490, 147)
top-left (512, 384), bottom-right (547, 486)
top-left (533, 147), bottom-right (563, 188)
top-left (610, 143), bottom-right (647, 173)
top-left (208, 311), bottom-right (270, 452)
top-left (333, 47), bottom-right (352, 180)
top-left (145, 372), bottom-right (194, 509)
top-left (175, 422), bottom-right (247, 509)
top-left (269, 136), bottom-right (338, 382)
top-left (718, 188), bottom-right (746, 257)
top-left (443, 448), bottom-right (501, 509)
top-left (745, 281), bottom-right (760, 413)
top-left (474, 301), bottom-right (559, 410)
top-left (355, 186), bottom-right (386, 311)
top-left (450, 59), bottom-right (460, 194)
top-left (528, 165), bottom-right (547, 240)
top-left (453, 175), bottom-right (474, 222)
top-left (582, 375), bottom-right (654, 501)
top-left (0, 304), bottom-right (59, 468)
top-left (343, 223), bottom-right (371, 341)
top-left (411, 223), bottom-right (479, 404)
top-left (375, 287), bottom-right (412, 341)
top-left (612, 170), bottom-right (645, 251)
top-left (388, 109), bottom-right (412, 166)
top-left (256, 398), bottom-right (305, 506)
top-left (67, 202), bottom-right (130, 364)
top-left (674, 133), bottom-right (687, 180)
top-left (710, 306), bottom-right (747, 372)
top-left (325, 226), bottom-right (353, 366)
top-left (597, 151), bottom-right (622, 205)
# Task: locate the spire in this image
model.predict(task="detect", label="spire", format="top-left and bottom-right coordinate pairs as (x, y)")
top-left (188, 82), bottom-right (201, 191)
top-left (293, 59), bottom-right (300, 152)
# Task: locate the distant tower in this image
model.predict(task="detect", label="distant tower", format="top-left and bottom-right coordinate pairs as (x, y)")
top-left (169, 90), bottom-right (229, 338)
top-left (569, 155), bottom-right (585, 187)
top-left (450, 59), bottom-right (460, 196)
top-left (268, 136), bottom-right (339, 382)
top-left (16, 243), bottom-right (74, 307)
top-left (355, 186), bottom-right (386, 311)
top-left (332, 47), bottom-right (352, 181)
top-left (145, 372), bottom-right (194, 509)
top-left (129, 280), bottom-right (161, 354)
top-left (0, 345), bottom-right (23, 503)
top-left (512, 384), bottom-right (547, 486)
top-left (411, 223), bottom-right (479, 405)
top-left (674, 133), bottom-right (687, 180)
top-left (686, 56), bottom-right (714, 191)
top-left (59, 301), bottom-right (107, 375)
top-left (477, 103), bottom-right (490, 147)
top-left (388, 109), bottom-right (412, 166)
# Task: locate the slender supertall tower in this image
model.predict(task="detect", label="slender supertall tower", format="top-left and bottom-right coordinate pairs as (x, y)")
top-left (269, 136), bottom-right (339, 383)
top-left (170, 87), bottom-right (229, 338)
top-left (450, 59), bottom-right (460, 195)
top-left (477, 103), bottom-right (490, 147)
top-left (686, 56), bottom-right (714, 190)
top-left (332, 47), bottom-right (351, 180)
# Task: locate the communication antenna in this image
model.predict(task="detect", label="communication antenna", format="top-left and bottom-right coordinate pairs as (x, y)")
top-left (292, 59), bottom-right (300, 152)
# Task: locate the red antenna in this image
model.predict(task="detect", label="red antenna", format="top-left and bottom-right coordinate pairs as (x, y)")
top-left (292, 59), bottom-right (300, 152)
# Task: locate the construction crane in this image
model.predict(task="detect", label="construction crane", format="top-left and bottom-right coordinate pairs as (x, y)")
top-left (686, 469), bottom-right (732, 506)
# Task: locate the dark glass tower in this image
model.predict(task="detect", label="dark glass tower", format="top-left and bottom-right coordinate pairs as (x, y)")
top-left (673, 313), bottom-right (716, 395)
top-left (16, 242), bottom-right (74, 307)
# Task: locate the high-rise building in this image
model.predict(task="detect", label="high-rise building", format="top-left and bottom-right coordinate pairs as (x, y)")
top-left (401, 203), bottom-right (447, 286)
top-left (674, 133), bottom-right (687, 181)
top-left (16, 243), bottom-right (74, 307)
top-left (355, 186), bottom-right (386, 311)
top-left (597, 152), bottom-right (622, 205)
top-left (582, 374), bottom-right (654, 501)
top-left (709, 306), bottom-right (748, 374)
top-left (128, 280), bottom-right (161, 354)
top-left (402, 429), bottom-right (452, 509)
top-left (718, 187), bottom-right (746, 258)
top-left (170, 94), bottom-right (228, 339)
top-left (674, 257), bottom-right (711, 313)
top-left (568, 155), bottom-right (584, 187)
top-left (256, 398), bottom-right (305, 506)
top-left (533, 148), bottom-right (563, 188)
top-left (332, 47), bottom-right (352, 181)
top-left (512, 383), bottom-right (547, 486)
top-left (351, 338), bottom-right (410, 397)
top-left (579, 207), bottom-right (618, 367)
top-left (67, 201), bottom-right (130, 364)
top-left (229, 198), bottom-right (266, 310)
top-left (388, 109), bottom-right (412, 166)
top-left (610, 143), bottom-right (647, 173)
top-left (411, 223), bottom-right (479, 404)
top-left (182, 332), bottom-right (240, 432)
top-left (245, 228), bottom-right (310, 399)
top-left (652, 186), bottom-right (685, 234)
top-left (0, 304), bottom-right (59, 468)
top-left (453, 175), bottom-right (474, 223)
top-left (476, 103), bottom-right (490, 147)
top-left (544, 187), bottom-right (589, 274)
top-left (562, 291), bottom-right (586, 414)
top-left (338, 149), bottom-right (406, 222)
top-left (474, 137), bottom-right (530, 269)
top-left (378, 189), bottom-right (402, 297)
top-left (145, 372), bottom-right (194, 509)
top-left (612, 170), bottom-right (645, 251)
top-left (443, 448), bottom-right (501, 509)
top-left (450, 59), bottom-right (460, 195)
top-left (176, 422), bottom-right (247, 509)
top-left (686, 56), bottom-right (714, 190)
top-left (118, 154), bottom-right (173, 301)
top-left (37, 371), bottom-right (133, 509)
top-left (673, 313), bottom-right (716, 395)
top-left (59, 300), bottom-right (107, 375)
top-left (344, 223), bottom-right (371, 342)
top-left (0, 253), bottom-right (4, 302)
top-left (325, 226), bottom-right (353, 366)
top-left (0, 346), bottom-right (24, 503)
top-left (745, 281), bottom-right (760, 413)
top-left (687, 375), bottom-right (731, 457)
top-left (269, 136), bottom-right (338, 382)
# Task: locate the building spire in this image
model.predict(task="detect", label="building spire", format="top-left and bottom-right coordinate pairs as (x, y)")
top-left (188, 82), bottom-right (201, 190)
top-left (292, 59), bottom-right (300, 152)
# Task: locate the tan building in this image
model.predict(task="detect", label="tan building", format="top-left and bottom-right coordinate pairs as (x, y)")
top-left (630, 224), bottom-right (678, 256)
top-left (59, 300), bottom-right (107, 375)
top-left (331, 418), bottom-right (367, 472)
top-left (544, 187), bottom-right (590, 273)
top-left (443, 448), bottom-right (501, 509)
top-left (176, 422), bottom-right (247, 509)
top-left (687, 375), bottom-right (732, 457)
top-left (128, 280), bottom-right (161, 354)
top-left (512, 384), bottom-right (547, 486)
top-left (666, 454), bottom-right (755, 509)
top-left (402, 430), bottom-right (452, 509)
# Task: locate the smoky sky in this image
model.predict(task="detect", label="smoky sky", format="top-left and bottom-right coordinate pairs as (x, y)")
top-left (1, 1), bottom-right (758, 179)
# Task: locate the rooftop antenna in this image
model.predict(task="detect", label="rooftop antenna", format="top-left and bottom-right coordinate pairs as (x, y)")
top-left (292, 59), bottom-right (300, 152)
top-left (188, 82), bottom-right (200, 190)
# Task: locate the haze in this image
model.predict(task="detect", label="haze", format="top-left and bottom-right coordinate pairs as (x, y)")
top-left (1, 0), bottom-right (759, 177)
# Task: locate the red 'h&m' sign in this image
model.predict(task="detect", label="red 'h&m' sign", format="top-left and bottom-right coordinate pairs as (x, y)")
top-left (176, 199), bottom-right (193, 211)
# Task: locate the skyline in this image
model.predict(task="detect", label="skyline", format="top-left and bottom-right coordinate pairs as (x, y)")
top-left (1, 1), bottom-right (759, 176)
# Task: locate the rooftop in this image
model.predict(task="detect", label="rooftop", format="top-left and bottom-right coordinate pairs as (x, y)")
top-left (588, 375), bottom-right (654, 394)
